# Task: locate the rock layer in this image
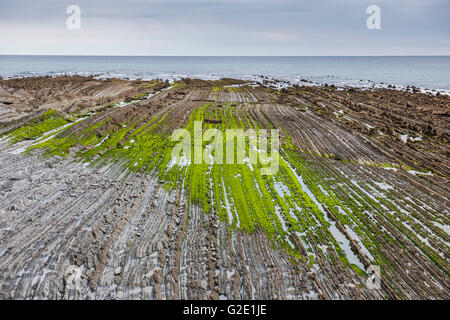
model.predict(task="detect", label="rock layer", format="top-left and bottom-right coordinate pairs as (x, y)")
top-left (0, 77), bottom-right (448, 300)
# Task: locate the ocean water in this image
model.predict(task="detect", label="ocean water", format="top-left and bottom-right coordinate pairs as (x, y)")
top-left (0, 55), bottom-right (449, 92)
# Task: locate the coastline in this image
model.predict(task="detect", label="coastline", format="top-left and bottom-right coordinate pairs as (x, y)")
top-left (2, 72), bottom-right (449, 97)
top-left (1, 55), bottom-right (449, 96)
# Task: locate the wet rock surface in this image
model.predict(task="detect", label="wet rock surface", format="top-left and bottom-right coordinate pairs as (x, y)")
top-left (0, 77), bottom-right (448, 300)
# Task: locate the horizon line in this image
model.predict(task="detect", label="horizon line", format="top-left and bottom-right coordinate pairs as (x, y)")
top-left (1, 54), bottom-right (449, 58)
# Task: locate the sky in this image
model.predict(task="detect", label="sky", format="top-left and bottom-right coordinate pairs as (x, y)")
top-left (0, 0), bottom-right (449, 56)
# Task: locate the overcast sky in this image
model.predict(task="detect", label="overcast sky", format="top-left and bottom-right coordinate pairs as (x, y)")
top-left (0, 0), bottom-right (449, 56)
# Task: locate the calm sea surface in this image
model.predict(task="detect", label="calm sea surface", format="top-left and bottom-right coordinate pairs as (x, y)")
top-left (1, 56), bottom-right (449, 92)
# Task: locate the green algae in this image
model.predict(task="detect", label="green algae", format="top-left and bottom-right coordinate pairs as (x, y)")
top-left (7, 109), bottom-right (69, 143)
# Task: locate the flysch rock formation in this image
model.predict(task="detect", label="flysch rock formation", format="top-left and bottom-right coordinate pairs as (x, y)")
top-left (0, 76), bottom-right (448, 300)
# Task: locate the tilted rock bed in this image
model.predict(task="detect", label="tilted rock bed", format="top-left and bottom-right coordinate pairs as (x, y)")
top-left (0, 77), bottom-right (448, 299)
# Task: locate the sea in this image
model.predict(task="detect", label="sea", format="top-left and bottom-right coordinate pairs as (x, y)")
top-left (0, 55), bottom-right (449, 93)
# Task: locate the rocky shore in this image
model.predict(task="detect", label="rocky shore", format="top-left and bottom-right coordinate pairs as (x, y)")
top-left (0, 76), bottom-right (448, 299)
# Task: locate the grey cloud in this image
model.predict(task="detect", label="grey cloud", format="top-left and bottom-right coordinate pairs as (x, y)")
top-left (0, 0), bottom-right (448, 55)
